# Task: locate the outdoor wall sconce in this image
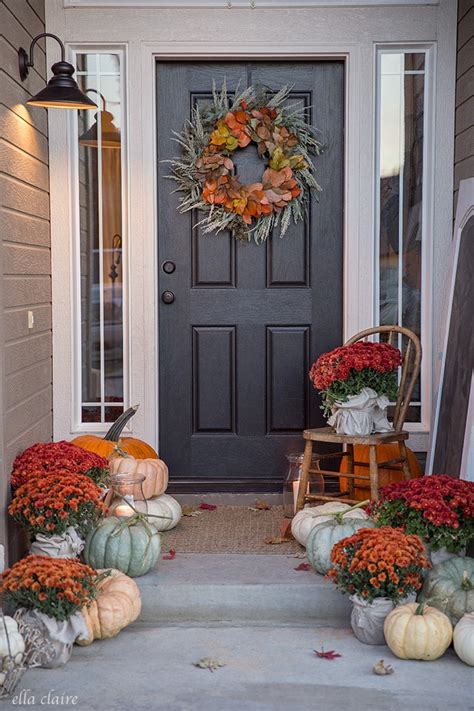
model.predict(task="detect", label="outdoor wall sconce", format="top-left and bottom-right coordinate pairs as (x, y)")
top-left (79, 89), bottom-right (121, 149)
top-left (18, 33), bottom-right (97, 110)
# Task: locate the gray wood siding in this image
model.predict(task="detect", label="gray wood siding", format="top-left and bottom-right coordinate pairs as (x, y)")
top-left (0, 0), bottom-right (52, 558)
top-left (455, 0), bottom-right (474, 205)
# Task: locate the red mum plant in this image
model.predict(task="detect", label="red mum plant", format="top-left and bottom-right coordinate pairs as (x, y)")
top-left (1, 555), bottom-right (98, 621)
top-left (11, 441), bottom-right (109, 489)
top-left (328, 526), bottom-right (430, 603)
top-left (8, 469), bottom-right (106, 539)
top-left (309, 341), bottom-right (402, 417)
top-left (368, 475), bottom-right (474, 553)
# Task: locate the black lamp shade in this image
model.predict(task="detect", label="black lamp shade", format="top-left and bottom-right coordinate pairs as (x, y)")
top-left (26, 60), bottom-right (97, 110)
top-left (79, 110), bottom-right (121, 149)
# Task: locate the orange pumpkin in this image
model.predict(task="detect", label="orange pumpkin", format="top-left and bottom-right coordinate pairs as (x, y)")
top-left (72, 406), bottom-right (158, 460)
top-left (339, 444), bottom-right (422, 500)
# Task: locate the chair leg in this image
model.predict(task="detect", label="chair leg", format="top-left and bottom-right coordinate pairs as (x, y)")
top-left (346, 444), bottom-right (355, 498)
top-left (368, 445), bottom-right (379, 501)
top-left (399, 440), bottom-right (412, 480)
top-left (296, 439), bottom-right (313, 513)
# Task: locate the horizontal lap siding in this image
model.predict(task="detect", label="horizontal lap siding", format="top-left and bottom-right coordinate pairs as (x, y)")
top-left (455, 1), bottom-right (474, 207)
top-left (0, 0), bottom-right (52, 560)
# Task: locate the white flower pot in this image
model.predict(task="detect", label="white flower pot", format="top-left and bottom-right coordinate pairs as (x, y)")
top-left (16, 609), bottom-right (88, 668)
top-left (350, 595), bottom-right (394, 645)
top-left (350, 593), bottom-right (417, 645)
top-left (30, 527), bottom-right (85, 558)
top-left (327, 387), bottom-right (393, 436)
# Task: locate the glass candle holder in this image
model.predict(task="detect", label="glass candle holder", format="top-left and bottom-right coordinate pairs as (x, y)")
top-left (283, 453), bottom-right (324, 518)
top-left (107, 472), bottom-right (148, 517)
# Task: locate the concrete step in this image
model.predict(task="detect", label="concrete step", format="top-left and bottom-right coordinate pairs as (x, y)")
top-left (137, 553), bottom-right (352, 624)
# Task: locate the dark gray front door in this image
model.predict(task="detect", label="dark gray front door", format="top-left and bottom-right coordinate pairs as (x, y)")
top-left (157, 61), bottom-right (344, 491)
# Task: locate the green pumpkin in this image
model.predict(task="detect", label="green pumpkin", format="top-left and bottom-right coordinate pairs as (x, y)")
top-left (306, 518), bottom-right (375, 575)
top-left (419, 556), bottom-right (474, 625)
top-left (84, 516), bottom-right (161, 578)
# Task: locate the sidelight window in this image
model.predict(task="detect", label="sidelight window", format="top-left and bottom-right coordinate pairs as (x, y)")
top-left (375, 47), bottom-right (432, 427)
top-left (73, 49), bottom-right (127, 426)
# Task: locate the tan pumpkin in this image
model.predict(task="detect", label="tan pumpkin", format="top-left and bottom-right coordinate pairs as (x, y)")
top-left (109, 456), bottom-right (169, 499)
top-left (77, 568), bottom-right (141, 646)
top-left (384, 602), bottom-right (452, 661)
top-left (339, 444), bottom-right (422, 501)
top-left (291, 501), bottom-right (370, 547)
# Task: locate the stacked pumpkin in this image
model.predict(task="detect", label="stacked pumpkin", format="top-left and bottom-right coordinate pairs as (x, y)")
top-left (291, 501), bottom-right (374, 575)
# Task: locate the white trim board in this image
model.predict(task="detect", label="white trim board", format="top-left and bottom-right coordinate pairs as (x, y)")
top-left (45, 0), bottom-right (457, 455)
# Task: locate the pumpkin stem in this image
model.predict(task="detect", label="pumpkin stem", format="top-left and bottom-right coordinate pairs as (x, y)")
top-left (112, 444), bottom-right (130, 459)
top-left (415, 602), bottom-right (425, 616)
top-left (103, 405), bottom-right (139, 442)
top-left (326, 500), bottom-right (370, 524)
top-left (461, 570), bottom-right (472, 591)
top-left (94, 570), bottom-right (112, 585)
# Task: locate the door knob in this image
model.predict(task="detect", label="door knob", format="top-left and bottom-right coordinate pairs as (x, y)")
top-left (162, 290), bottom-right (175, 304)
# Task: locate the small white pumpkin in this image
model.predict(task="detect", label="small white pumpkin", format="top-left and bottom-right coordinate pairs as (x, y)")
top-left (0, 616), bottom-right (25, 663)
top-left (453, 612), bottom-right (474, 666)
top-left (146, 494), bottom-right (182, 531)
top-left (384, 602), bottom-right (453, 661)
top-left (291, 501), bottom-right (370, 547)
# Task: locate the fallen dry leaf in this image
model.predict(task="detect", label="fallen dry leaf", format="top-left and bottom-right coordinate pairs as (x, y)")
top-left (265, 520), bottom-right (294, 545)
top-left (163, 549), bottom-right (176, 560)
top-left (192, 657), bottom-right (226, 672)
top-left (182, 506), bottom-right (205, 517)
top-left (255, 500), bottom-right (271, 510)
top-left (294, 563), bottom-right (311, 571)
top-left (199, 502), bottom-right (217, 510)
top-left (373, 659), bottom-right (394, 675)
top-left (314, 648), bottom-right (342, 660)
top-left (265, 535), bottom-right (292, 545)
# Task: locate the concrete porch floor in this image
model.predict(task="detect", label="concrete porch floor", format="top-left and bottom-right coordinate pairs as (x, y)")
top-left (8, 554), bottom-right (473, 710)
top-left (16, 622), bottom-right (472, 711)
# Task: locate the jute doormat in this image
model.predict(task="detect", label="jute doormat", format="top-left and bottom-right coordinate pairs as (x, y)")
top-left (160, 505), bottom-right (303, 555)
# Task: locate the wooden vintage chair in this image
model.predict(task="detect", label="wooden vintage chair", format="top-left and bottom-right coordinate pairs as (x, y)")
top-left (295, 325), bottom-right (422, 511)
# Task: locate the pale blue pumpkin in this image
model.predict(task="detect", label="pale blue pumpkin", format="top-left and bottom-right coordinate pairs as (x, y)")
top-left (84, 516), bottom-right (161, 577)
top-left (306, 518), bottom-right (375, 575)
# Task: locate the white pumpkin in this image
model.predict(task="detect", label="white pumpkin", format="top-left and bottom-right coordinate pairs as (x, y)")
top-left (453, 613), bottom-right (474, 666)
top-left (291, 501), bottom-right (369, 547)
top-left (146, 494), bottom-right (182, 531)
top-left (0, 616), bottom-right (25, 663)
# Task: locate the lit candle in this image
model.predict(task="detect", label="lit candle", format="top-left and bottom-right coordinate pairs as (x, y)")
top-left (114, 503), bottom-right (135, 517)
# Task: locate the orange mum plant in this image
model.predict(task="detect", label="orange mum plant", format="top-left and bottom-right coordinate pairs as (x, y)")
top-left (328, 526), bottom-right (430, 603)
top-left (8, 469), bottom-right (106, 539)
top-left (1, 555), bottom-right (98, 621)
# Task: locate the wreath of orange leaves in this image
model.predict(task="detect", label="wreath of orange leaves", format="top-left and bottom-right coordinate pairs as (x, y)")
top-left (167, 83), bottom-right (322, 243)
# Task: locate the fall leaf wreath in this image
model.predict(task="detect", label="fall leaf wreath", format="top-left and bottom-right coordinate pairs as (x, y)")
top-left (167, 83), bottom-right (323, 243)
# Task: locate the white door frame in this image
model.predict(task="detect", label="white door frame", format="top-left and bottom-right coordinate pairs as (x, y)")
top-left (45, 0), bottom-right (457, 453)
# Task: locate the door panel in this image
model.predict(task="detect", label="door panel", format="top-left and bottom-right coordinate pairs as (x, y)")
top-left (157, 61), bottom-right (344, 490)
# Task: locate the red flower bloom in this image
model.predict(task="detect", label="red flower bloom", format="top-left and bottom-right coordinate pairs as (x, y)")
top-left (11, 441), bottom-right (108, 488)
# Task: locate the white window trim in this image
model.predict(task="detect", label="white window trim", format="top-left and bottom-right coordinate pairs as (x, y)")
top-left (46, 0), bottom-right (457, 453)
top-left (68, 46), bottom-right (130, 432)
top-left (373, 44), bottom-right (435, 433)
